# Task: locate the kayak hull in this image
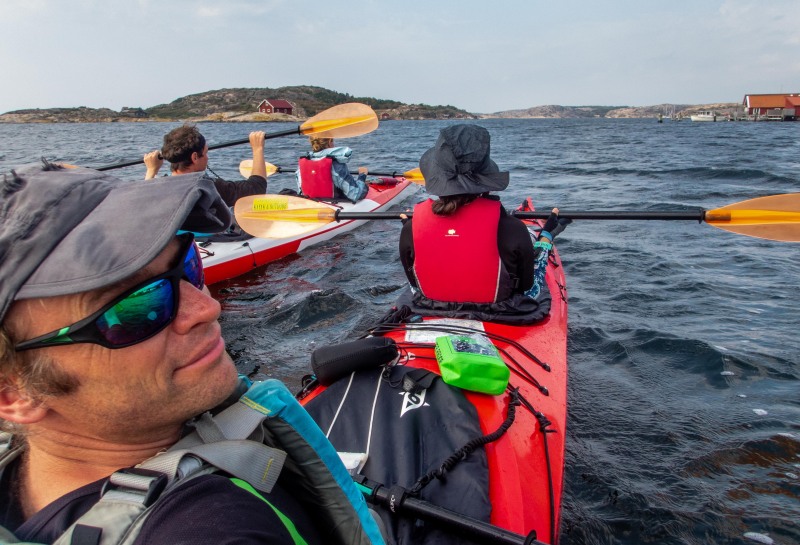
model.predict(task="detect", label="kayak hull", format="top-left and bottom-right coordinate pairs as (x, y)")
top-left (300, 208), bottom-right (568, 544)
top-left (202, 179), bottom-right (417, 284)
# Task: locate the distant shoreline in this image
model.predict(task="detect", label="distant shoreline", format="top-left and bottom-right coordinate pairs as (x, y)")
top-left (0, 85), bottom-right (742, 124)
top-left (0, 104), bottom-right (743, 124)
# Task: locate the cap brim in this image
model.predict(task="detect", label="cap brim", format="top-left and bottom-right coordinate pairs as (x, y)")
top-left (17, 170), bottom-right (230, 299)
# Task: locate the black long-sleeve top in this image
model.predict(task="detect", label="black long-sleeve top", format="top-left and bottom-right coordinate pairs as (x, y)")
top-left (209, 174), bottom-right (267, 207)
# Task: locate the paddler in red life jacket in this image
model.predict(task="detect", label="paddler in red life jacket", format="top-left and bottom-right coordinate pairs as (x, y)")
top-left (399, 124), bottom-right (565, 305)
top-left (296, 136), bottom-right (369, 202)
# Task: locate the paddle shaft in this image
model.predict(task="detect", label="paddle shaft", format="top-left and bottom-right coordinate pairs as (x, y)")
top-left (94, 127), bottom-right (302, 171)
top-left (329, 209), bottom-right (707, 222)
top-left (360, 479), bottom-right (544, 545)
top-left (274, 166), bottom-right (413, 179)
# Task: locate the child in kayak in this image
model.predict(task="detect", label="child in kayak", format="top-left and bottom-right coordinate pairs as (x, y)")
top-left (295, 136), bottom-right (369, 202)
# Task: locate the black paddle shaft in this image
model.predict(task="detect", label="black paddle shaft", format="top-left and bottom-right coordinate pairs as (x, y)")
top-left (515, 210), bottom-right (706, 221)
top-left (360, 478), bottom-right (547, 545)
top-left (331, 209), bottom-right (708, 222)
top-left (93, 127), bottom-right (302, 171)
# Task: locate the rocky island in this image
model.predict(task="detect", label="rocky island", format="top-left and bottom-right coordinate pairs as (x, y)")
top-left (0, 85), bottom-right (740, 123)
top-left (0, 86), bottom-right (477, 123)
top-left (483, 102), bottom-right (741, 119)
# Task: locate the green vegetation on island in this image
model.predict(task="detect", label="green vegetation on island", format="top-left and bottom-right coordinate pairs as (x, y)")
top-left (0, 86), bottom-right (476, 123)
top-left (0, 85), bottom-right (741, 123)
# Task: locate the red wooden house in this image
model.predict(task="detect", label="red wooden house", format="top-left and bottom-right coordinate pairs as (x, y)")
top-left (742, 93), bottom-right (800, 120)
top-left (257, 99), bottom-right (294, 115)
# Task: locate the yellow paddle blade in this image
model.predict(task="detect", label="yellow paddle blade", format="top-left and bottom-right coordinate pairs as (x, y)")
top-left (239, 160), bottom-right (280, 179)
top-left (402, 167), bottom-right (425, 184)
top-left (299, 103), bottom-right (379, 139)
top-left (704, 193), bottom-right (800, 242)
top-left (234, 195), bottom-right (338, 238)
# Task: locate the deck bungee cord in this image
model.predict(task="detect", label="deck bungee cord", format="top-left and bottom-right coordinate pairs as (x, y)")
top-left (371, 321), bottom-right (553, 387)
top-left (409, 388), bottom-right (521, 495)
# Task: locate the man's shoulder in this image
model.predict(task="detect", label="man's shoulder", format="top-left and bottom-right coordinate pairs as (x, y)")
top-left (11, 472), bottom-right (317, 545)
top-left (136, 474), bottom-right (321, 544)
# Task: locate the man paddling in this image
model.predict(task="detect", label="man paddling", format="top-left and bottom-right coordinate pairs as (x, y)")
top-left (144, 124), bottom-right (268, 206)
top-left (0, 162), bottom-right (382, 544)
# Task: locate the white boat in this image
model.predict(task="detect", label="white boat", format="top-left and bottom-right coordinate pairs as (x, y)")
top-left (690, 111), bottom-right (717, 122)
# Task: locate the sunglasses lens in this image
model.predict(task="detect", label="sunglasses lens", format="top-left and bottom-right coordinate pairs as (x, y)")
top-left (95, 278), bottom-right (175, 346)
top-left (184, 243), bottom-right (204, 289)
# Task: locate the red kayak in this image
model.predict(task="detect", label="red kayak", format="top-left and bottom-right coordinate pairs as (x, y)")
top-left (201, 178), bottom-right (417, 284)
top-left (299, 200), bottom-right (567, 544)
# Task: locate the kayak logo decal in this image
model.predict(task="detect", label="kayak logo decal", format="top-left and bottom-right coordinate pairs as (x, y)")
top-left (399, 390), bottom-right (429, 417)
top-left (446, 228), bottom-right (458, 237)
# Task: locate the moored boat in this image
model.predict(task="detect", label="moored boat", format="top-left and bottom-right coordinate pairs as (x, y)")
top-left (690, 110), bottom-right (717, 122)
top-left (201, 178), bottom-right (417, 284)
top-left (297, 202), bottom-right (568, 544)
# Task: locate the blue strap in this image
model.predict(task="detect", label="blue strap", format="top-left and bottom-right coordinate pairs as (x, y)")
top-left (241, 380), bottom-right (385, 545)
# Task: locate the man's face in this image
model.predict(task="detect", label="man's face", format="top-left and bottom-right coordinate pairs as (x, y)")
top-left (8, 237), bottom-right (238, 443)
top-left (193, 143), bottom-right (210, 172)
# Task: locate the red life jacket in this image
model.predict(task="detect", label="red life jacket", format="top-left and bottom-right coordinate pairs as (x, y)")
top-left (298, 157), bottom-right (335, 198)
top-left (412, 198), bottom-right (508, 303)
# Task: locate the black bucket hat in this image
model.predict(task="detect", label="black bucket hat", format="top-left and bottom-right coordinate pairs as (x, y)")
top-left (0, 162), bottom-right (231, 322)
top-left (419, 124), bottom-right (509, 197)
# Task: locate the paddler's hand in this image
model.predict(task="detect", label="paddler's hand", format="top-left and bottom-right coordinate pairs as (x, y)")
top-left (144, 150), bottom-right (163, 180)
top-left (248, 131), bottom-right (267, 178)
top-left (357, 167), bottom-right (368, 176)
top-left (249, 131), bottom-right (266, 152)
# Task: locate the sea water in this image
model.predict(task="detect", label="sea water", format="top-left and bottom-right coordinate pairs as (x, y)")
top-left (1, 118), bottom-right (798, 545)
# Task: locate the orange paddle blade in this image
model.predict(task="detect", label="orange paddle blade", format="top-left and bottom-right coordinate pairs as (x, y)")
top-left (402, 167), bottom-right (425, 184)
top-left (704, 193), bottom-right (800, 242)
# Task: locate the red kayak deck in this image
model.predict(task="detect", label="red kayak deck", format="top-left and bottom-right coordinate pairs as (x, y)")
top-left (301, 213), bottom-right (568, 543)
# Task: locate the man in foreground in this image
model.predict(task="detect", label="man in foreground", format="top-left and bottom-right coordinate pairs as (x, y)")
top-left (0, 162), bottom-right (380, 544)
top-left (144, 125), bottom-right (268, 206)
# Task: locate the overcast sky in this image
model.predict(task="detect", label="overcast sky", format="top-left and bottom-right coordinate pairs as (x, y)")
top-left (1, 0), bottom-right (798, 114)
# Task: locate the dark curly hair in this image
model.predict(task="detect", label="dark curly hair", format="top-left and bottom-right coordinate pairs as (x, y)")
top-left (161, 124), bottom-right (206, 172)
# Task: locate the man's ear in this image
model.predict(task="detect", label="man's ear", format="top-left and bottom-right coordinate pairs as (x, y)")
top-left (0, 384), bottom-right (48, 424)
